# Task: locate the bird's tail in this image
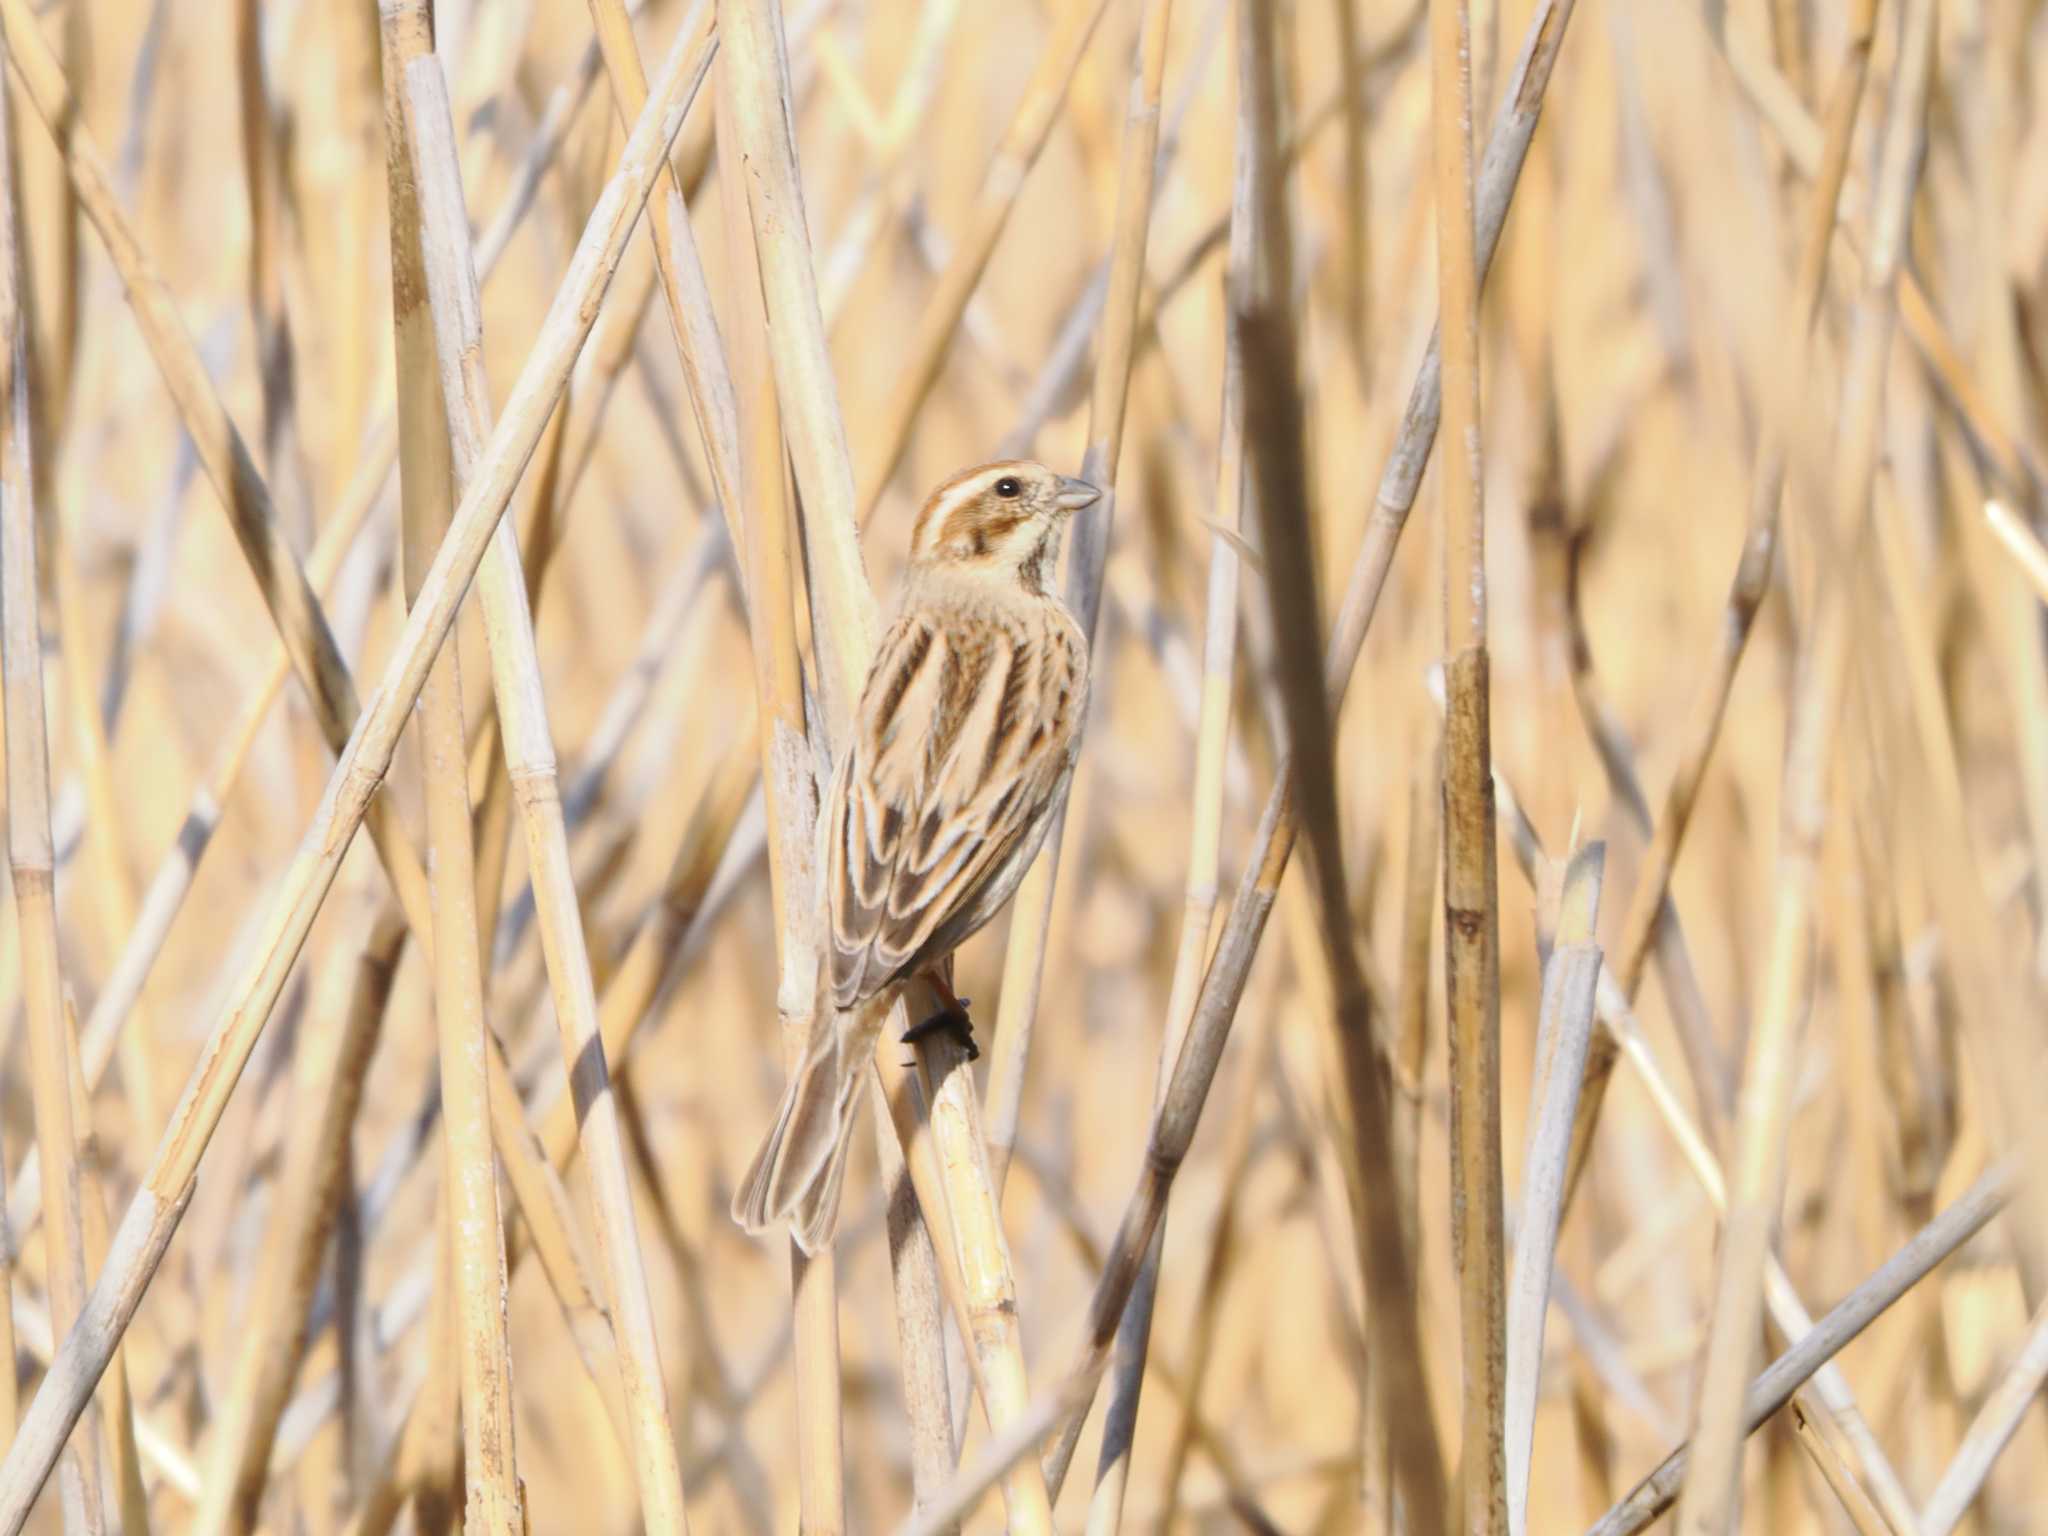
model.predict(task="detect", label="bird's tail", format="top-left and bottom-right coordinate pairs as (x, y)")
top-left (731, 991), bottom-right (892, 1253)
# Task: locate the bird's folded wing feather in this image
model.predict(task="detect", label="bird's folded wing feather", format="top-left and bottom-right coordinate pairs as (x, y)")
top-left (824, 607), bottom-right (1082, 1008)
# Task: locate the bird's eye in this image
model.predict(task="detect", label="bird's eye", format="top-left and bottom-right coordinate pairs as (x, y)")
top-left (993, 476), bottom-right (1023, 499)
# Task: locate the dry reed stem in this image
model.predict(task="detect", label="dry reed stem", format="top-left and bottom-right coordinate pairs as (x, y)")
top-left (1676, 1), bottom-right (1933, 1525)
top-left (1564, 0), bottom-right (1878, 1207)
top-left (0, 57), bottom-right (109, 1536)
top-left (1698, 0), bottom-right (2047, 510)
top-left (404, 52), bottom-right (692, 1533)
top-left (1477, 708), bottom-right (1924, 1531)
top-left (1918, 1294), bottom-right (2048, 1534)
top-left (986, 0), bottom-right (1175, 1198)
top-left (0, 23), bottom-right (716, 1525)
top-left (52, 519), bottom-right (161, 1153)
top-left (1030, 0), bottom-right (1578, 1501)
top-left (3, 13), bottom-right (621, 1244)
top-left (1785, 1401), bottom-right (1894, 1536)
top-left (341, 727), bottom-right (759, 1536)
top-left (1590, 1160), bottom-right (2016, 1536)
top-left (381, 12), bottom-right (523, 1528)
top-left (0, 0), bottom-right (440, 945)
top-left (1504, 841), bottom-right (1604, 1534)
top-left (851, 0), bottom-right (1113, 521)
top-left (1431, 0), bottom-right (1509, 1522)
top-left (584, 0), bottom-right (747, 556)
top-left (188, 913), bottom-right (403, 1536)
top-left (711, 35), bottom-right (851, 1528)
top-left (1079, 5), bottom-right (1231, 1523)
top-left (1241, 5), bottom-right (1453, 1531)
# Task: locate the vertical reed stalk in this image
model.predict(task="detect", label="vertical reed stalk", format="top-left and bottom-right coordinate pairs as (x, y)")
top-left (0, 29), bottom-right (715, 1525)
top-left (1676, 5), bottom-right (1934, 1526)
top-left (1431, 0), bottom-right (1507, 1524)
top-left (378, 9), bottom-right (521, 1529)
top-left (0, 58), bottom-right (108, 1536)
top-left (402, 49), bottom-right (693, 1533)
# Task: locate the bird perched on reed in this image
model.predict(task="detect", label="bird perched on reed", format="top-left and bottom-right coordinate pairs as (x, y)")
top-left (733, 460), bottom-right (1099, 1251)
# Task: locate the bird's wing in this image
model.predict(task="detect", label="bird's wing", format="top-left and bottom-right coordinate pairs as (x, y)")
top-left (823, 606), bottom-right (1083, 1009)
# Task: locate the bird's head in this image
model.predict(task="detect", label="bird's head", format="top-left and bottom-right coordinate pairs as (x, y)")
top-left (905, 460), bottom-right (1101, 592)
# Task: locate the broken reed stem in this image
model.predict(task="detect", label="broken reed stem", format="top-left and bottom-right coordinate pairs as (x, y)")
top-left (380, 12), bottom-right (523, 1529)
top-left (986, 0), bottom-right (1176, 1197)
top-left (1504, 842), bottom-right (1604, 1534)
top-left (0, 23), bottom-right (716, 1526)
top-left (1564, 0), bottom-right (1879, 1210)
top-left (1431, 0), bottom-right (1508, 1524)
top-left (1590, 1159), bottom-right (2017, 1536)
top-left (1675, 1), bottom-right (1934, 1527)
top-left (0, 67), bottom-right (109, 1533)
top-left (852, 0), bottom-right (1113, 520)
top-left (1031, 0), bottom-right (1580, 1501)
top-left (402, 50), bottom-right (693, 1533)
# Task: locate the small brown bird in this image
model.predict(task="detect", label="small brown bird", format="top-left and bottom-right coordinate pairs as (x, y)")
top-left (733, 460), bottom-right (1099, 1251)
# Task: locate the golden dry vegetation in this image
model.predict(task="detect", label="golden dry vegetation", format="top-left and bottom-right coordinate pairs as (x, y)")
top-left (0, 0), bottom-right (2045, 1532)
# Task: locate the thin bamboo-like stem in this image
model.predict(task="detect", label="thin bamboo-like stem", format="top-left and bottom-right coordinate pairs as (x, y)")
top-left (1366, 727), bottom-right (1440, 1530)
top-left (851, 0), bottom-right (1113, 520)
top-left (1786, 1399), bottom-right (1897, 1536)
top-left (0, 0), bottom-right (438, 940)
top-left (1475, 698), bottom-right (1925, 1532)
top-left (1676, 2), bottom-right (1934, 1526)
top-left (1564, 0), bottom-right (1879, 1206)
top-left (1235, 2), bottom-right (1448, 1530)
top-left (4, 12), bottom-right (637, 1247)
top-left (1084, 6), bottom-right (1233, 1522)
top-left (1918, 1294), bottom-right (2048, 1534)
top-left (1504, 842), bottom-right (1604, 1534)
top-left (1590, 1160), bottom-right (2016, 1536)
top-left (379, 12), bottom-right (521, 1529)
top-left (339, 732), bottom-right (760, 1536)
top-left (710, 32), bottom-right (846, 1527)
top-left (404, 51), bottom-right (693, 1535)
top-left (0, 25), bottom-right (717, 1524)
top-left (1430, 0), bottom-right (1507, 1521)
top-left (1032, 0), bottom-right (1580, 1499)
top-left (2, 55), bottom-right (108, 1534)
top-left (987, 0), bottom-right (1176, 1197)
top-left (187, 912), bottom-right (403, 1536)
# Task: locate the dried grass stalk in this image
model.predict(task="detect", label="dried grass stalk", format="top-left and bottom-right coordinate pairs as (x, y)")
top-left (402, 46), bottom-right (695, 1533)
top-left (0, 23), bottom-right (716, 1524)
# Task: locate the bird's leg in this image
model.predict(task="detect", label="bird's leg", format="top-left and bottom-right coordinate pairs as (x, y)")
top-left (902, 970), bottom-right (978, 1062)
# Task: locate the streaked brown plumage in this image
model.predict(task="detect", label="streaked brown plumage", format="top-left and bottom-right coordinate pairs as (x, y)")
top-left (732, 460), bottom-right (1098, 1251)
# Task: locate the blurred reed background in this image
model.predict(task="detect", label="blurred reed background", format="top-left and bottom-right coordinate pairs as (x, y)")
top-left (0, 0), bottom-right (2046, 1530)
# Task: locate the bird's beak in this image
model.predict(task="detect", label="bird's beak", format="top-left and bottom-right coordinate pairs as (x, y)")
top-left (1054, 475), bottom-right (1102, 512)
